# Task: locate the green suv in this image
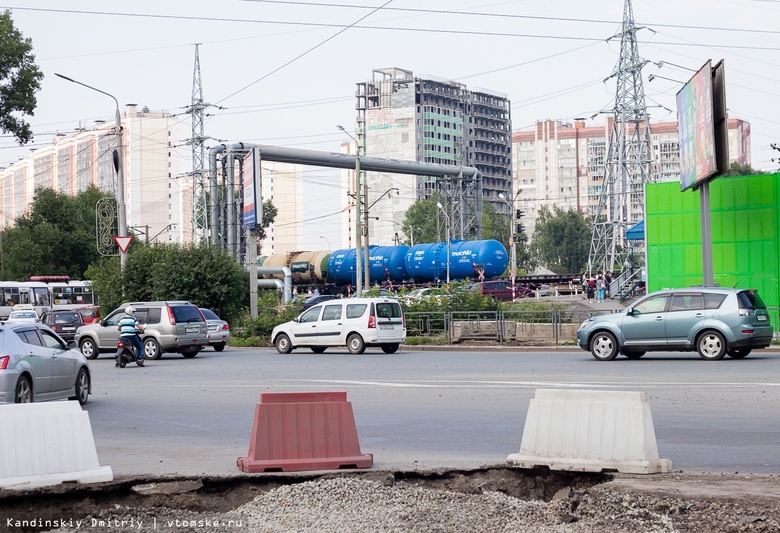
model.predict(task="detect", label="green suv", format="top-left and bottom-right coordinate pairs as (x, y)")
top-left (75, 301), bottom-right (209, 360)
top-left (577, 287), bottom-right (774, 361)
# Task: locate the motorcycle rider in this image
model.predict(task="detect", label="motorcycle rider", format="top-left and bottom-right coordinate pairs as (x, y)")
top-left (118, 306), bottom-right (145, 366)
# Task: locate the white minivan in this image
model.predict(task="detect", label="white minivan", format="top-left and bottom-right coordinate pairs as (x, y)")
top-left (272, 297), bottom-right (406, 354)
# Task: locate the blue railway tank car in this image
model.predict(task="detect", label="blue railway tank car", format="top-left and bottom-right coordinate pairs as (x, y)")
top-left (404, 239), bottom-right (508, 282)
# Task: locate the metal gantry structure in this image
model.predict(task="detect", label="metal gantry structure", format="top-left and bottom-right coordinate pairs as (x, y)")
top-left (184, 44), bottom-right (211, 243)
top-left (588, 0), bottom-right (655, 276)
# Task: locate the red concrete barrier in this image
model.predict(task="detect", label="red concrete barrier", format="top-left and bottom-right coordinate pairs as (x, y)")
top-left (237, 391), bottom-right (373, 472)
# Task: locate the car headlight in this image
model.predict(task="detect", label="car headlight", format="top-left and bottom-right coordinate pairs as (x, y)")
top-left (579, 320), bottom-right (590, 330)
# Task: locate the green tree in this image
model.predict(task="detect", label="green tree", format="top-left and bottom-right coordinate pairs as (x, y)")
top-left (530, 205), bottom-right (591, 274)
top-left (401, 197), bottom-right (441, 245)
top-left (0, 186), bottom-right (106, 280)
top-left (722, 161), bottom-right (759, 176)
top-left (0, 10), bottom-right (43, 144)
top-left (86, 243), bottom-right (249, 322)
top-left (258, 200), bottom-right (277, 240)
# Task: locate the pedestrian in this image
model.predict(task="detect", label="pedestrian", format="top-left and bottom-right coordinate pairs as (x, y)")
top-left (581, 273), bottom-right (588, 300)
top-left (604, 271), bottom-right (612, 299)
top-left (596, 276), bottom-right (605, 302)
top-left (586, 277), bottom-right (595, 303)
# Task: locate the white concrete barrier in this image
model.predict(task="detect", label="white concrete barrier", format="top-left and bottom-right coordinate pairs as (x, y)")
top-left (507, 389), bottom-right (671, 474)
top-left (0, 401), bottom-right (113, 490)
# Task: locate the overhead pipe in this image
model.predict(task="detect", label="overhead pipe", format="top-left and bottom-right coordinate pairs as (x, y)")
top-left (208, 144), bottom-right (226, 246)
top-left (257, 266), bottom-right (293, 304)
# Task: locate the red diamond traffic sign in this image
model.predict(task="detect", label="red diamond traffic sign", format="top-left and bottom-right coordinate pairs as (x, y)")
top-left (114, 235), bottom-right (133, 253)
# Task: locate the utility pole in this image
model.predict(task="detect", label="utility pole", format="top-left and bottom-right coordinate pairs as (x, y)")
top-left (588, 0), bottom-right (654, 277)
top-left (338, 126), bottom-right (363, 295)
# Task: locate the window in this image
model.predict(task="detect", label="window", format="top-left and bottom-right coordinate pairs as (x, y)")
top-left (633, 295), bottom-right (669, 314)
top-left (17, 329), bottom-right (42, 346)
top-left (670, 294), bottom-right (704, 312)
top-left (40, 329), bottom-right (65, 349)
top-left (322, 305), bottom-right (342, 321)
top-left (299, 307), bottom-right (321, 323)
top-left (376, 302), bottom-right (402, 318)
top-left (704, 293), bottom-right (727, 310)
top-left (346, 304), bottom-right (367, 319)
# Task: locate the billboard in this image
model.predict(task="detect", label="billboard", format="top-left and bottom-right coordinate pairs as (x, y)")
top-left (676, 61), bottom-right (717, 191)
top-left (242, 148), bottom-right (261, 230)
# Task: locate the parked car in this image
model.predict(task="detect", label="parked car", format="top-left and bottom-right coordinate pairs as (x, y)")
top-left (301, 294), bottom-right (339, 311)
top-left (577, 287), bottom-right (774, 361)
top-left (75, 301), bottom-right (209, 360)
top-left (0, 323), bottom-right (91, 404)
top-left (199, 308), bottom-right (230, 352)
top-left (272, 297), bottom-right (406, 355)
top-left (40, 309), bottom-right (85, 341)
top-left (472, 281), bottom-right (533, 301)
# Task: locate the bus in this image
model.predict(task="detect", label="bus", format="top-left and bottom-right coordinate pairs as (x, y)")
top-left (48, 280), bottom-right (97, 309)
top-left (0, 281), bottom-right (53, 319)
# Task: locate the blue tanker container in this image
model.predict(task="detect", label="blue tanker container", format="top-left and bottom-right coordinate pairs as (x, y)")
top-left (368, 245), bottom-right (411, 282)
top-left (404, 239), bottom-right (508, 282)
top-left (326, 248), bottom-right (360, 285)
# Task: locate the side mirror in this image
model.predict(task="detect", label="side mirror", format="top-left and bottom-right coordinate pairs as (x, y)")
top-left (292, 317), bottom-right (300, 323)
top-left (626, 307), bottom-right (635, 315)
top-left (66, 340), bottom-right (77, 349)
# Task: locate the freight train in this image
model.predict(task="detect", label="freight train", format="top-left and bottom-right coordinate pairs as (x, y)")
top-left (258, 240), bottom-right (509, 289)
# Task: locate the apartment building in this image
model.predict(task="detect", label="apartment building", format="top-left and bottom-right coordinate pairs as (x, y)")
top-left (511, 118), bottom-right (751, 236)
top-left (348, 68), bottom-right (512, 247)
top-left (0, 105), bottom-right (184, 244)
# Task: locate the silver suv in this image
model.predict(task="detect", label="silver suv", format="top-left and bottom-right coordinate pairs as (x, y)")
top-left (577, 287), bottom-right (774, 361)
top-left (75, 301), bottom-right (209, 360)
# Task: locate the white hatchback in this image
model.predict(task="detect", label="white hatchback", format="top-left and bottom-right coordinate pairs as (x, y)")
top-left (272, 297), bottom-right (406, 354)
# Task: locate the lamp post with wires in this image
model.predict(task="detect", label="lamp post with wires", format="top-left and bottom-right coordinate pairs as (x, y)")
top-left (338, 125), bottom-right (363, 294)
top-left (56, 73), bottom-right (128, 269)
top-left (498, 192), bottom-right (518, 300)
top-left (436, 202), bottom-right (451, 284)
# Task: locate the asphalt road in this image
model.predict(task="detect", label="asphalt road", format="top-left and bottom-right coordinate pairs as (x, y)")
top-left (82, 346), bottom-right (780, 477)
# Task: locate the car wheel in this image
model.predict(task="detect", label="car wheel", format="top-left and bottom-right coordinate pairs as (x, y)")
top-left (15, 376), bottom-right (32, 403)
top-left (275, 334), bottom-right (292, 354)
top-left (590, 332), bottom-right (618, 361)
top-left (381, 343), bottom-right (399, 354)
top-left (727, 348), bottom-right (751, 359)
top-left (347, 333), bottom-right (366, 354)
top-left (143, 338), bottom-right (162, 360)
top-left (69, 368), bottom-right (90, 406)
top-left (214, 343), bottom-right (226, 352)
top-left (182, 348), bottom-right (198, 358)
top-left (697, 331), bottom-right (726, 360)
top-left (79, 338), bottom-right (98, 360)
top-left (310, 346), bottom-right (327, 354)
top-left (622, 351), bottom-right (645, 359)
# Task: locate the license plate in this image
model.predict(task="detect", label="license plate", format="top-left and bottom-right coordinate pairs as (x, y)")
top-left (61, 327), bottom-right (75, 331)
top-left (757, 315), bottom-right (767, 321)
top-left (380, 324), bottom-right (394, 330)
top-left (185, 326), bottom-right (200, 333)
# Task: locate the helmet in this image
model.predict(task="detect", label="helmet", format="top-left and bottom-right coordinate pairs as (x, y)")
top-left (125, 306), bottom-right (136, 315)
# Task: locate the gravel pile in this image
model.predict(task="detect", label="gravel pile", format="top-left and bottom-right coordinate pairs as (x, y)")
top-left (48, 476), bottom-right (780, 532)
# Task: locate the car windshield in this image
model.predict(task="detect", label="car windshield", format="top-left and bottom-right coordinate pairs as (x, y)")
top-left (170, 305), bottom-right (204, 323)
top-left (54, 312), bottom-right (81, 323)
top-left (200, 308), bottom-right (220, 320)
top-left (737, 290), bottom-right (766, 310)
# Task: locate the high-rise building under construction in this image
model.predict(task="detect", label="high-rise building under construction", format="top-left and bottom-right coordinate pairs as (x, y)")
top-left (352, 68), bottom-right (512, 247)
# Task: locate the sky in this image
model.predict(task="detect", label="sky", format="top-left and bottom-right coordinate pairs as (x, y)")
top-left (2, 0), bottom-right (779, 249)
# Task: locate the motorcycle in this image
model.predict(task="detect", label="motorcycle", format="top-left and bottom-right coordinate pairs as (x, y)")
top-left (115, 337), bottom-right (145, 367)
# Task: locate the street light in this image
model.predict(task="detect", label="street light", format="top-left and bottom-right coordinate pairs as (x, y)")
top-left (436, 202), bottom-right (451, 284)
top-left (319, 235), bottom-right (331, 249)
top-left (56, 73), bottom-right (128, 269)
top-left (498, 192), bottom-right (518, 301)
top-left (338, 125), bottom-right (362, 294)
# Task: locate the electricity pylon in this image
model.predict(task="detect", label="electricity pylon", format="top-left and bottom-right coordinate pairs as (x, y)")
top-left (588, 0), bottom-right (655, 275)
